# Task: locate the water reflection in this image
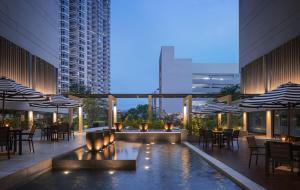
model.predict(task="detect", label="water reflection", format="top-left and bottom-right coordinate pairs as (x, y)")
top-left (61, 142), bottom-right (140, 161)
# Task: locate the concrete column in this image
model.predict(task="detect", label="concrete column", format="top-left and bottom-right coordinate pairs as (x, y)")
top-left (217, 113), bottom-right (222, 128)
top-left (183, 95), bottom-right (192, 135)
top-left (113, 104), bottom-right (117, 123)
top-left (266, 111), bottom-right (272, 138)
top-left (148, 95), bottom-right (153, 122)
top-left (68, 108), bottom-right (73, 127)
top-left (53, 112), bottom-right (57, 123)
top-left (108, 95), bottom-right (116, 129)
top-left (226, 95), bottom-right (232, 128)
top-left (78, 106), bottom-right (83, 133)
top-left (28, 111), bottom-right (33, 129)
top-left (243, 112), bottom-right (247, 131)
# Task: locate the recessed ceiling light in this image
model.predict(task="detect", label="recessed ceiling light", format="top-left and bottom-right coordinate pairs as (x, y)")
top-left (144, 166), bottom-right (150, 170)
top-left (108, 170), bottom-right (115, 175)
top-left (145, 157), bottom-right (150, 160)
top-left (63, 171), bottom-right (70, 175)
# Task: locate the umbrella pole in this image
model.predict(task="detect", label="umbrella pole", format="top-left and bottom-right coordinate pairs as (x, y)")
top-left (2, 93), bottom-right (5, 127)
top-left (57, 106), bottom-right (59, 123)
top-left (288, 104), bottom-right (291, 140)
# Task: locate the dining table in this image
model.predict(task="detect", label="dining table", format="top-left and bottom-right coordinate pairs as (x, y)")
top-left (9, 128), bottom-right (23, 155)
top-left (265, 140), bottom-right (300, 176)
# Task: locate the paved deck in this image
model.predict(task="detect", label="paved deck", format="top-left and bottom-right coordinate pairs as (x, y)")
top-left (0, 128), bottom-right (102, 180)
top-left (192, 136), bottom-right (300, 190)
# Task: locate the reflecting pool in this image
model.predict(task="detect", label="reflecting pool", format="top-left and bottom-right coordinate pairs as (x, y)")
top-left (15, 144), bottom-right (240, 190)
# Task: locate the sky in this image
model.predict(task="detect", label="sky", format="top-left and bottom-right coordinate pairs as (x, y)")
top-left (110, 0), bottom-right (239, 110)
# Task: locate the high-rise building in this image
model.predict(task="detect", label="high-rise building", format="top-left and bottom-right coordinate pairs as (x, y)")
top-left (240, 0), bottom-right (300, 136)
top-left (59, 0), bottom-right (110, 94)
top-left (159, 46), bottom-right (240, 113)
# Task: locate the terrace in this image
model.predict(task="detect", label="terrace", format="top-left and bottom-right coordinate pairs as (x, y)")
top-left (0, 84), bottom-right (299, 189)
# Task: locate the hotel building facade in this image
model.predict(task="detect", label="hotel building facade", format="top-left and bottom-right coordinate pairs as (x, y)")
top-left (0, 0), bottom-right (59, 94)
top-left (240, 0), bottom-right (300, 137)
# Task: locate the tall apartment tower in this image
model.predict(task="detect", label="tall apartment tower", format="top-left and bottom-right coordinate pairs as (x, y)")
top-left (59, 0), bottom-right (110, 94)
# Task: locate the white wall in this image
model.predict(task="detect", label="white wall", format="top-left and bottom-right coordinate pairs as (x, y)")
top-left (0, 0), bottom-right (59, 67)
top-left (159, 46), bottom-right (239, 113)
top-left (239, 0), bottom-right (300, 70)
top-left (159, 46), bottom-right (192, 113)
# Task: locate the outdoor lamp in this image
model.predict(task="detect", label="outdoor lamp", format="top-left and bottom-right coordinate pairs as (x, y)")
top-left (164, 123), bottom-right (173, 132)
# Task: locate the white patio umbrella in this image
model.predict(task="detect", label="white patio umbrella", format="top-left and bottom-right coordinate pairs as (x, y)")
top-left (0, 76), bottom-right (47, 127)
top-left (240, 82), bottom-right (300, 138)
top-left (30, 95), bottom-right (81, 117)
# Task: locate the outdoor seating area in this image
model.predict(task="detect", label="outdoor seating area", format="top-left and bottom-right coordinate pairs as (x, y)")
top-left (199, 128), bottom-right (240, 150)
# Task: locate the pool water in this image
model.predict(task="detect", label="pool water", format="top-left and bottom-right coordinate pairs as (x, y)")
top-left (14, 144), bottom-right (240, 190)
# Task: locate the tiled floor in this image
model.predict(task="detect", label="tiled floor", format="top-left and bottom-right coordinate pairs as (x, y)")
top-left (192, 136), bottom-right (300, 190)
top-left (0, 128), bottom-right (101, 179)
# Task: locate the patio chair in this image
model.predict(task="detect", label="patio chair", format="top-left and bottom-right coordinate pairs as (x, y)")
top-left (50, 124), bottom-right (59, 141)
top-left (203, 130), bottom-right (214, 150)
top-left (232, 130), bottom-right (240, 149)
top-left (21, 125), bottom-right (36, 153)
top-left (269, 141), bottom-right (294, 174)
top-left (246, 136), bottom-right (265, 168)
top-left (222, 128), bottom-right (233, 148)
top-left (198, 128), bottom-right (205, 144)
top-left (69, 123), bottom-right (75, 139)
top-left (0, 127), bottom-right (11, 159)
top-left (58, 123), bottom-right (70, 141)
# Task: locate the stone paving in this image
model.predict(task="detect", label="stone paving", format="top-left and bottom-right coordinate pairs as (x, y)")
top-left (0, 128), bottom-right (101, 180)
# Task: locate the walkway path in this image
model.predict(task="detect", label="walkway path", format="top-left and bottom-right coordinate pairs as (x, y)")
top-left (0, 128), bottom-right (101, 189)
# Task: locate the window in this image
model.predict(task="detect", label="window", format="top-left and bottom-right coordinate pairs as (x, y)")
top-left (248, 112), bottom-right (266, 133)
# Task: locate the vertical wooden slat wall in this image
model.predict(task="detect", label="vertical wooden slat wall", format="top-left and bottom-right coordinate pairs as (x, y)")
top-left (242, 36), bottom-right (300, 94)
top-left (0, 36), bottom-right (57, 94)
top-left (241, 57), bottom-right (265, 94)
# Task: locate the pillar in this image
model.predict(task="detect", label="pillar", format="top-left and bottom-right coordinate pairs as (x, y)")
top-left (266, 111), bottom-right (272, 138)
top-left (148, 95), bottom-right (153, 123)
top-left (78, 106), bottom-right (83, 133)
top-left (113, 104), bottom-right (117, 123)
top-left (217, 113), bottom-right (222, 129)
top-left (183, 95), bottom-right (192, 135)
top-left (243, 112), bottom-right (247, 131)
top-left (108, 95), bottom-right (116, 129)
top-left (53, 112), bottom-right (57, 123)
top-left (68, 108), bottom-right (73, 128)
top-left (28, 111), bottom-right (33, 129)
top-left (226, 95), bottom-right (232, 128)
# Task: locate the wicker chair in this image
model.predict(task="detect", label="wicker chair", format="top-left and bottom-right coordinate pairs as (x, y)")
top-left (0, 127), bottom-right (11, 159)
top-left (58, 123), bottom-right (70, 141)
top-left (222, 128), bottom-right (233, 148)
top-left (232, 130), bottom-right (240, 149)
top-left (203, 130), bottom-right (214, 150)
top-left (21, 125), bottom-right (36, 153)
top-left (198, 128), bottom-right (205, 144)
top-left (269, 141), bottom-right (294, 174)
top-left (246, 136), bottom-right (265, 168)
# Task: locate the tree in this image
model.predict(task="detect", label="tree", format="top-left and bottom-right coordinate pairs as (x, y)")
top-left (220, 84), bottom-right (240, 95)
top-left (83, 98), bottom-right (107, 127)
top-left (123, 104), bottom-right (148, 121)
top-left (69, 83), bottom-right (91, 94)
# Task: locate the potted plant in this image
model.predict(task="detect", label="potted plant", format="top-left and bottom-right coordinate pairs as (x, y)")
top-left (139, 119), bottom-right (148, 132)
top-left (164, 115), bottom-right (173, 132)
top-left (114, 122), bottom-right (123, 132)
